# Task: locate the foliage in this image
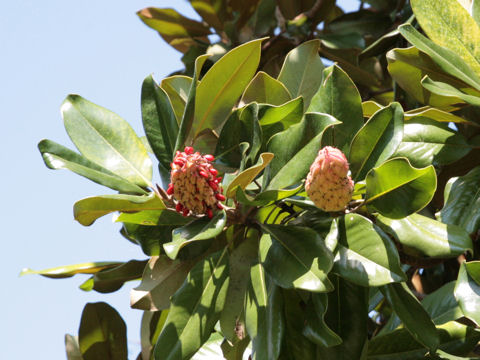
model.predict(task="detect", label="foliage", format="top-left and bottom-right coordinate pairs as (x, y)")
top-left (28, 0), bottom-right (480, 359)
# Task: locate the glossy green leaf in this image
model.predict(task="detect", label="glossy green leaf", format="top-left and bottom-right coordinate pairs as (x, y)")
top-left (161, 75), bottom-right (192, 124)
top-left (387, 47), bottom-right (465, 107)
top-left (189, 0), bottom-right (227, 31)
top-left (65, 334), bottom-right (82, 360)
top-left (404, 107), bottom-right (468, 124)
top-left (175, 54), bottom-right (210, 152)
top-left (266, 113), bottom-right (340, 190)
top-left (409, 0), bottom-right (480, 78)
top-left (474, 0), bottom-right (480, 25)
top-left (365, 158), bottom-right (437, 219)
top-left (303, 293), bottom-right (342, 347)
top-left (153, 249), bottom-right (229, 360)
top-left (78, 302), bottom-right (127, 360)
top-left (368, 322), bottom-right (480, 360)
top-left (131, 256), bottom-right (194, 311)
top-left (392, 118), bottom-right (471, 167)
top-left (121, 223), bottom-right (176, 256)
top-left (79, 259), bottom-right (147, 293)
top-left (422, 76), bottom-right (480, 107)
top-left (20, 261), bottom-right (121, 279)
top-left (140, 311), bottom-right (168, 360)
top-left (439, 166), bottom-right (480, 234)
top-left (73, 193), bottom-right (165, 226)
top-left (320, 276), bottom-right (369, 360)
top-left (115, 209), bottom-right (190, 226)
top-left (163, 210), bottom-right (226, 259)
top-left (381, 282), bottom-right (439, 351)
top-left (192, 332), bottom-right (225, 360)
top-left (241, 71), bottom-right (291, 105)
top-left (226, 153), bottom-right (274, 198)
top-left (221, 337), bottom-right (251, 360)
top-left (61, 95), bottom-right (152, 187)
top-left (38, 139), bottom-right (147, 195)
top-left (235, 184), bottom-right (302, 207)
top-left (434, 349), bottom-right (480, 360)
top-left (422, 282), bottom-right (464, 325)
top-left (277, 39), bottom-right (324, 109)
top-left (308, 65), bottom-right (364, 153)
top-left (141, 75), bottom-right (178, 170)
top-left (330, 214), bottom-right (406, 286)
top-left (191, 39), bottom-right (264, 142)
top-left (455, 261), bottom-right (480, 326)
top-left (257, 97), bottom-right (304, 128)
top-left (220, 230), bottom-right (258, 342)
top-left (259, 224), bottom-right (333, 292)
top-left (349, 102), bottom-right (404, 181)
top-left (376, 214), bottom-right (473, 258)
top-left (245, 263), bottom-right (284, 360)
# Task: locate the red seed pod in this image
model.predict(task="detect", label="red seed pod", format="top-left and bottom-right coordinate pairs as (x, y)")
top-left (174, 159), bottom-right (184, 166)
top-left (182, 208), bottom-right (189, 217)
top-left (175, 203), bottom-right (183, 212)
top-left (199, 170), bottom-right (209, 178)
top-left (184, 146), bottom-right (194, 154)
top-left (215, 193), bottom-right (226, 201)
top-left (167, 184), bottom-right (174, 195)
top-left (208, 181), bottom-right (218, 191)
top-left (204, 154), bottom-right (215, 162)
top-left (209, 168), bottom-right (218, 177)
top-left (216, 203), bottom-right (223, 209)
top-left (206, 208), bottom-right (213, 219)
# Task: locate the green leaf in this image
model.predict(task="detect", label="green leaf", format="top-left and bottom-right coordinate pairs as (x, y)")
top-left (79, 259), bottom-right (147, 293)
top-left (140, 311), bottom-right (168, 360)
top-left (455, 261), bottom-right (480, 326)
top-left (38, 139), bottom-right (147, 195)
top-left (422, 76), bottom-right (480, 107)
top-left (220, 230), bottom-right (258, 342)
top-left (235, 184), bottom-right (302, 207)
top-left (266, 113), bottom-right (340, 190)
top-left (303, 293), bottom-right (342, 347)
top-left (439, 165), bottom-right (480, 234)
top-left (398, 24), bottom-right (480, 91)
top-left (191, 39), bottom-right (264, 142)
top-left (409, 0), bottom-right (480, 78)
top-left (73, 193), bottom-right (165, 226)
top-left (141, 75), bottom-right (178, 170)
top-left (474, 0), bottom-right (480, 26)
top-left (422, 282), bottom-right (464, 325)
top-left (78, 302), bottom-right (127, 360)
top-left (115, 209), bottom-right (190, 226)
top-left (277, 39), bottom-right (324, 109)
top-left (161, 75), bottom-right (192, 124)
top-left (189, 0), bottom-right (227, 31)
top-left (392, 118), bottom-right (471, 168)
top-left (121, 223), bottom-right (176, 256)
top-left (308, 65), bottom-right (364, 154)
top-left (221, 337), bottom-right (251, 360)
top-left (330, 214), bottom-right (406, 286)
top-left (65, 334), bottom-right (83, 360)
top-left (320, 276), bottom-right (369, 360)
top-left (404, 107), bottom-right (468, 124)
top-left (226, 153), bottom-right (274, 198)
top-left (131, 256), bottom-right (194, 311)
top-left (163, 210), bottom-right (227, 259)
top-left (381, 282), bottom-right (439, 351)
top-left (349, 102), bottom-right (404, 181)
top-left (365, 158), bottom-right (437, 219)
top-left (20, 261), bottom-right (121, 279)
top-left (241, 71), bottom-right (292, 105)
top-left (192, 332), bottom-right (225, 360)
top-left (368, 322), bottom-right (480, 360)
top-left (433, 349), bottom-right (480, 360)
top-left (153, 249), bottom-right (229, 360)
top-left (259, 224), bottom-right (333, 292)
top-left (61, 95), bottom-right (152, 187)
top-left (376, 214), bottom-right (473, 258)
top-left (245, 263), bottom-right (284, 360)
top-left (257, 97), bottom-right (304, 128)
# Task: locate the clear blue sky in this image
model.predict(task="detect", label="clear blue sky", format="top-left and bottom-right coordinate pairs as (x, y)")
top-left (1, 0), bottom-right (358, 358)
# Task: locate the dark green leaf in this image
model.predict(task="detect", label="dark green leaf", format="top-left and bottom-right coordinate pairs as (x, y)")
top-left (121, 223), bottom-right (175, 256)
top-left (38, 139), bottom-right (147, 195)
top-left (241, 71), bottom-right (291, 105)
top-left (245, 263), bottom-right (284, 360)
top-left (365, 158), bottom-right (437, 219)
top-left (161, 75), bottom-right (192, 124)
top-left (376, 214), bottom-right (473, 258)
top-left (350, 102), bottom-right (404, 181)
top-left (259, 224), bottom-right (333, 292)
top-left (79, 302), bottom-right (127, 360)
top-left (141, 75), bottom-right (178, 169)
top-left (277, 40), bottom-right (324, 109)
top-left (439, 165), bottom-right (480, 234)
top-left (308, 65), bottom-right (364, 154)
top-left (163, 210), bottom-right (226, 259)
top-left (303, 293), bottom-right (342, 347)
top-left (422, 282), bottom-right (463, 325)
top-left (381, 282), bottom-right (439, 351)
top-left (61, 95), bottom-right (152, 187)
top-left (153, 249), bottom-right (229, 360)
top-left (454, 261), bottom-right (480, 326)
top-left (330, 214), bottom-right (406, 286)
top-left (116, 209), bottom-right (190, 226)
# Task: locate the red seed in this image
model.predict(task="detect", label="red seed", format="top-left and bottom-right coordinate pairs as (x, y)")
top-left (216, 193), bottom-right (226, 201)
top-left (174, 159), bottom-right (184, 166)
top-left (206, 208), bottom-right (213, 219)
top-left (167, 184), bottom-right (174, 195)
top-left (199, 170), bottom-right (209, 178)
top-left (216, 203), bottom-right (223, 209)
top-left (184, 146), bottom-right (194, 154)
top-left (175, 203), bottom-right (183, 212)
top-left (209, 168), bottom-right (218, 177)
top-left (204, 154), bottom-right (215, 162)
top-left (182, 208), bottom-right (189, 217)
top-left (208, 181), bottom-right (218, 191)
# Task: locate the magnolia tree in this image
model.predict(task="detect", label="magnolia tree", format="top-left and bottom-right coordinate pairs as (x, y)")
top-left (25, 0), bottom-right (480, 359)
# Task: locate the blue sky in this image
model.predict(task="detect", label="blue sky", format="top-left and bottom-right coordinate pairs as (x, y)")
top-left (1, 0), bottom-right (358, 358)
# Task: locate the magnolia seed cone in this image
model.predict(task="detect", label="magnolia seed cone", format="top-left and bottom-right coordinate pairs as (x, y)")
top-left (305, 146), bottom-right (354, 212)
top-left (167, 147), bottom-right (225, 218)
